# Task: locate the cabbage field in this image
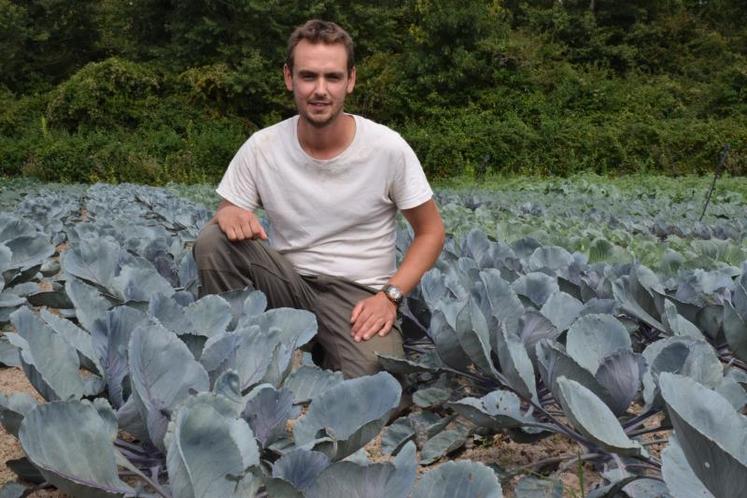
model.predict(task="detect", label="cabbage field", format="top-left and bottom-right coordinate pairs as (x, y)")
top-left (0, 176), bottom-right (746, 498)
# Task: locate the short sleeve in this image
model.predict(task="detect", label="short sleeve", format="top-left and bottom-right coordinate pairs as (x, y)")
top-left (390, 136), bottom-right (434, 210)
top-left (215, 137), bottom-right (261, 211)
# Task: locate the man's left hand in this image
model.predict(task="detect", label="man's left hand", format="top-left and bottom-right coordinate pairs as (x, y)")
top-left (350, 292), bottom-right (397, 342)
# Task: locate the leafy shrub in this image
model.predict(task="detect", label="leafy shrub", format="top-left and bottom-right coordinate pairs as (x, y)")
top-left (20, 131), bottom-right (100, 183)
top-left (164, 118), bottom-right (252, 183)
top-left (45, 57), bottom-right (161, 131)
top-left (1, 1), bottom-right (745, 183)
top-left (179, 53), bottom-right (290, 127)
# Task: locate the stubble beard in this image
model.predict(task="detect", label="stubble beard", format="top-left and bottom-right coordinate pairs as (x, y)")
top-left (299, 98), bottom-right (345, 129)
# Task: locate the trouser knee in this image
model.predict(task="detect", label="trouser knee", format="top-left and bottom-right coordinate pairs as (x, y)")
top-left (193, 223), bottom-right (230, 267)
top-left (194, 223), bottom-right (261, 296)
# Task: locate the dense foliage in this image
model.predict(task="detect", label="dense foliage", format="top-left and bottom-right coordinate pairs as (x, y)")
top-left (1, 0), bottom-right (746, 182)
top-left (0, 177), bottom-right (746, 496)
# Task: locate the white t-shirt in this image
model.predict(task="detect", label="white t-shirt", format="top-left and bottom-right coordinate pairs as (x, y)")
top-left (216, 114), bottom-right (433, 288)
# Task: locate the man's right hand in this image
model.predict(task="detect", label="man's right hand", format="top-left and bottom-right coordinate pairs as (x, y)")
top-left (213, 202), bottom-right (268, 241)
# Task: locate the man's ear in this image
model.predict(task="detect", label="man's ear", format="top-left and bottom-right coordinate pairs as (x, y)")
top-left (283, 64), bottom-right (293, 91)
top-left (346, 65), bottom-right (356, 94)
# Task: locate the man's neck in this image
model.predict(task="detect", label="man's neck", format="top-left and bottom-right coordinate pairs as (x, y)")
top-left (297, 113), bottom-right (356, 160)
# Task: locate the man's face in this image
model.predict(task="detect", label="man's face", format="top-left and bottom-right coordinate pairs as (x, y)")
top-left (284, 40), bottom-right (356, 128)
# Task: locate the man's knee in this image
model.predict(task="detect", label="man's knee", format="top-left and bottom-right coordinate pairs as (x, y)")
top-left (337, 330), bottom-right (405, 379)
top-left (193, 223), bottom-right (228, 265)
top-left (194, 223), bottom-right (264, 270)
top-left (339, 355), bottom-right (380, 379)
top-left (194, 223), bottom-right (261, 296)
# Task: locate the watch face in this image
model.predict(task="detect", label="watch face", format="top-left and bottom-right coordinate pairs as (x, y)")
top-left (385, 285), bottom-right (403, 303)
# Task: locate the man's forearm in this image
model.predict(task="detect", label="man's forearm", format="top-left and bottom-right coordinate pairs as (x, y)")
top-left (387, 231), bottom-right (445, 295)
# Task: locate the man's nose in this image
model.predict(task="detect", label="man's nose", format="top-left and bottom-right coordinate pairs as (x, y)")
top-left (313, 77), bottom-right (328, 96)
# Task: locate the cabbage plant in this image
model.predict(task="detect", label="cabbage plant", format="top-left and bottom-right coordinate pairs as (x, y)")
top-left (2, 181), bottom-right (747, 497)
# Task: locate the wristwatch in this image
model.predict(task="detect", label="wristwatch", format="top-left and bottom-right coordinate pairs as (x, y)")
top-left (381, 284), bottom-right (404, 306)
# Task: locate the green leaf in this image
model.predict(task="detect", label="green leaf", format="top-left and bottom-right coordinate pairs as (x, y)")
top-left (381, 417), bottom-right (415, 456)
top-left (527, 246), bottom-right (573, 272)
top-left (450, 389), bottom-right (532, 431)
top-left (65, 277), bottom-right (114, 332)
top-left (663, 299), bottom-right (704, 339)
top-left (556, 377), bottom-right (645, 457)
top-left (61, 238), bottom-right (120, 289)
top-left (420, 425), bottom-right (470, 465)
top-left (165, 393), bottom-right (261, 498)
top-left (19, 400), bottom-right (135, 498)
top-left (270, 449), bottom-right (330, 494)
top-left (514, 476), bottom-right (563, 498)
top-left (9, 307), bottom-right (103, 401)
top-left (0, 482), bottom-right (28, 498)
top-left (659, 373), bottom-right (747, 498)
top-left (239, 307), bottom-right (317, 349)
top-left (496, 326), bottom-right (538, 403)
top-left (413, 387), bottom-right (452, 408)
top-left (40, 308), bottom-right (102, 375)
top-left (305, 441), bottom-right (417, 498)
top-left (536, 340), bottom-right (616, 411)
top-left (4, 235), bottom-right (54, 272)
top-left (294, 372), bottom-right (401, 460)
top-left (128, 320), bottom-right (210, 451)
top-left (661, 435), bottom-right (714, 498)
top-left (642, 337), bottom-right (723, 410)
top-left (0, 393), bottom-right (38, 437)
top-left (408, 411), bottom-right (453, 447)
top-left (540, 291), bottom-right (583, 331)
top-left (623, 478), bottom-right (673, 498)
top-left (411, 460), bottom-right (503, 498)
top-left (429, 304), bottom-right (472, 370)
top-left (478, 269), bottom-right (524, 339)
top-left (0, 335), bottom-right (20, 367)
top-left (723, 302), bottom-right (747, 363)
top-left (612, 275), bottom-right (665, 332)
top-left (283, 365), bottom-right (344, 404)
top-left (566, 314), bottom-right (631, 374)
top-left (511, 272), bottom-right (559, 307)
top-left (454, 298), bottom-right (498, 377)
top-left (376, 352), bottom-right (443, 375)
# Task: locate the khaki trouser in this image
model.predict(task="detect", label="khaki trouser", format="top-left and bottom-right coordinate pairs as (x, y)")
top-left (193, 223), bottom-right (404, 378)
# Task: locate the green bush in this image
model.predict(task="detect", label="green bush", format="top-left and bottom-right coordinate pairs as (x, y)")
top-left (0, 1), bottom-right (745, 184)
top-left (20, 131), bottom-right (99, 183)
top-left (46, 57), bottom-right (161, 131)
top-left (164, 118), bottom-right (251, 183)
top-left (178, 53), bottom-right (290, 127)
top-left (400, 105), bottom-right (746, 178)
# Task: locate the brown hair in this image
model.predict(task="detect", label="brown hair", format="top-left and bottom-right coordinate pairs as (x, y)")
top-left (286, 19), bottom-right (355, 75)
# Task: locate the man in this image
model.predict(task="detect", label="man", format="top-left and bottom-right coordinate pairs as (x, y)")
top-left (194, 19), bottom-right (444, 378)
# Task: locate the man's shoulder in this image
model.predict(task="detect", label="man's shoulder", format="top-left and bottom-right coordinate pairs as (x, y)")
top-left (355, 115), bottom-right (410, 150)
top-left (229, 116), bottom-right (297, 167)
top-left (248, 116), bottom-right (297, 148)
